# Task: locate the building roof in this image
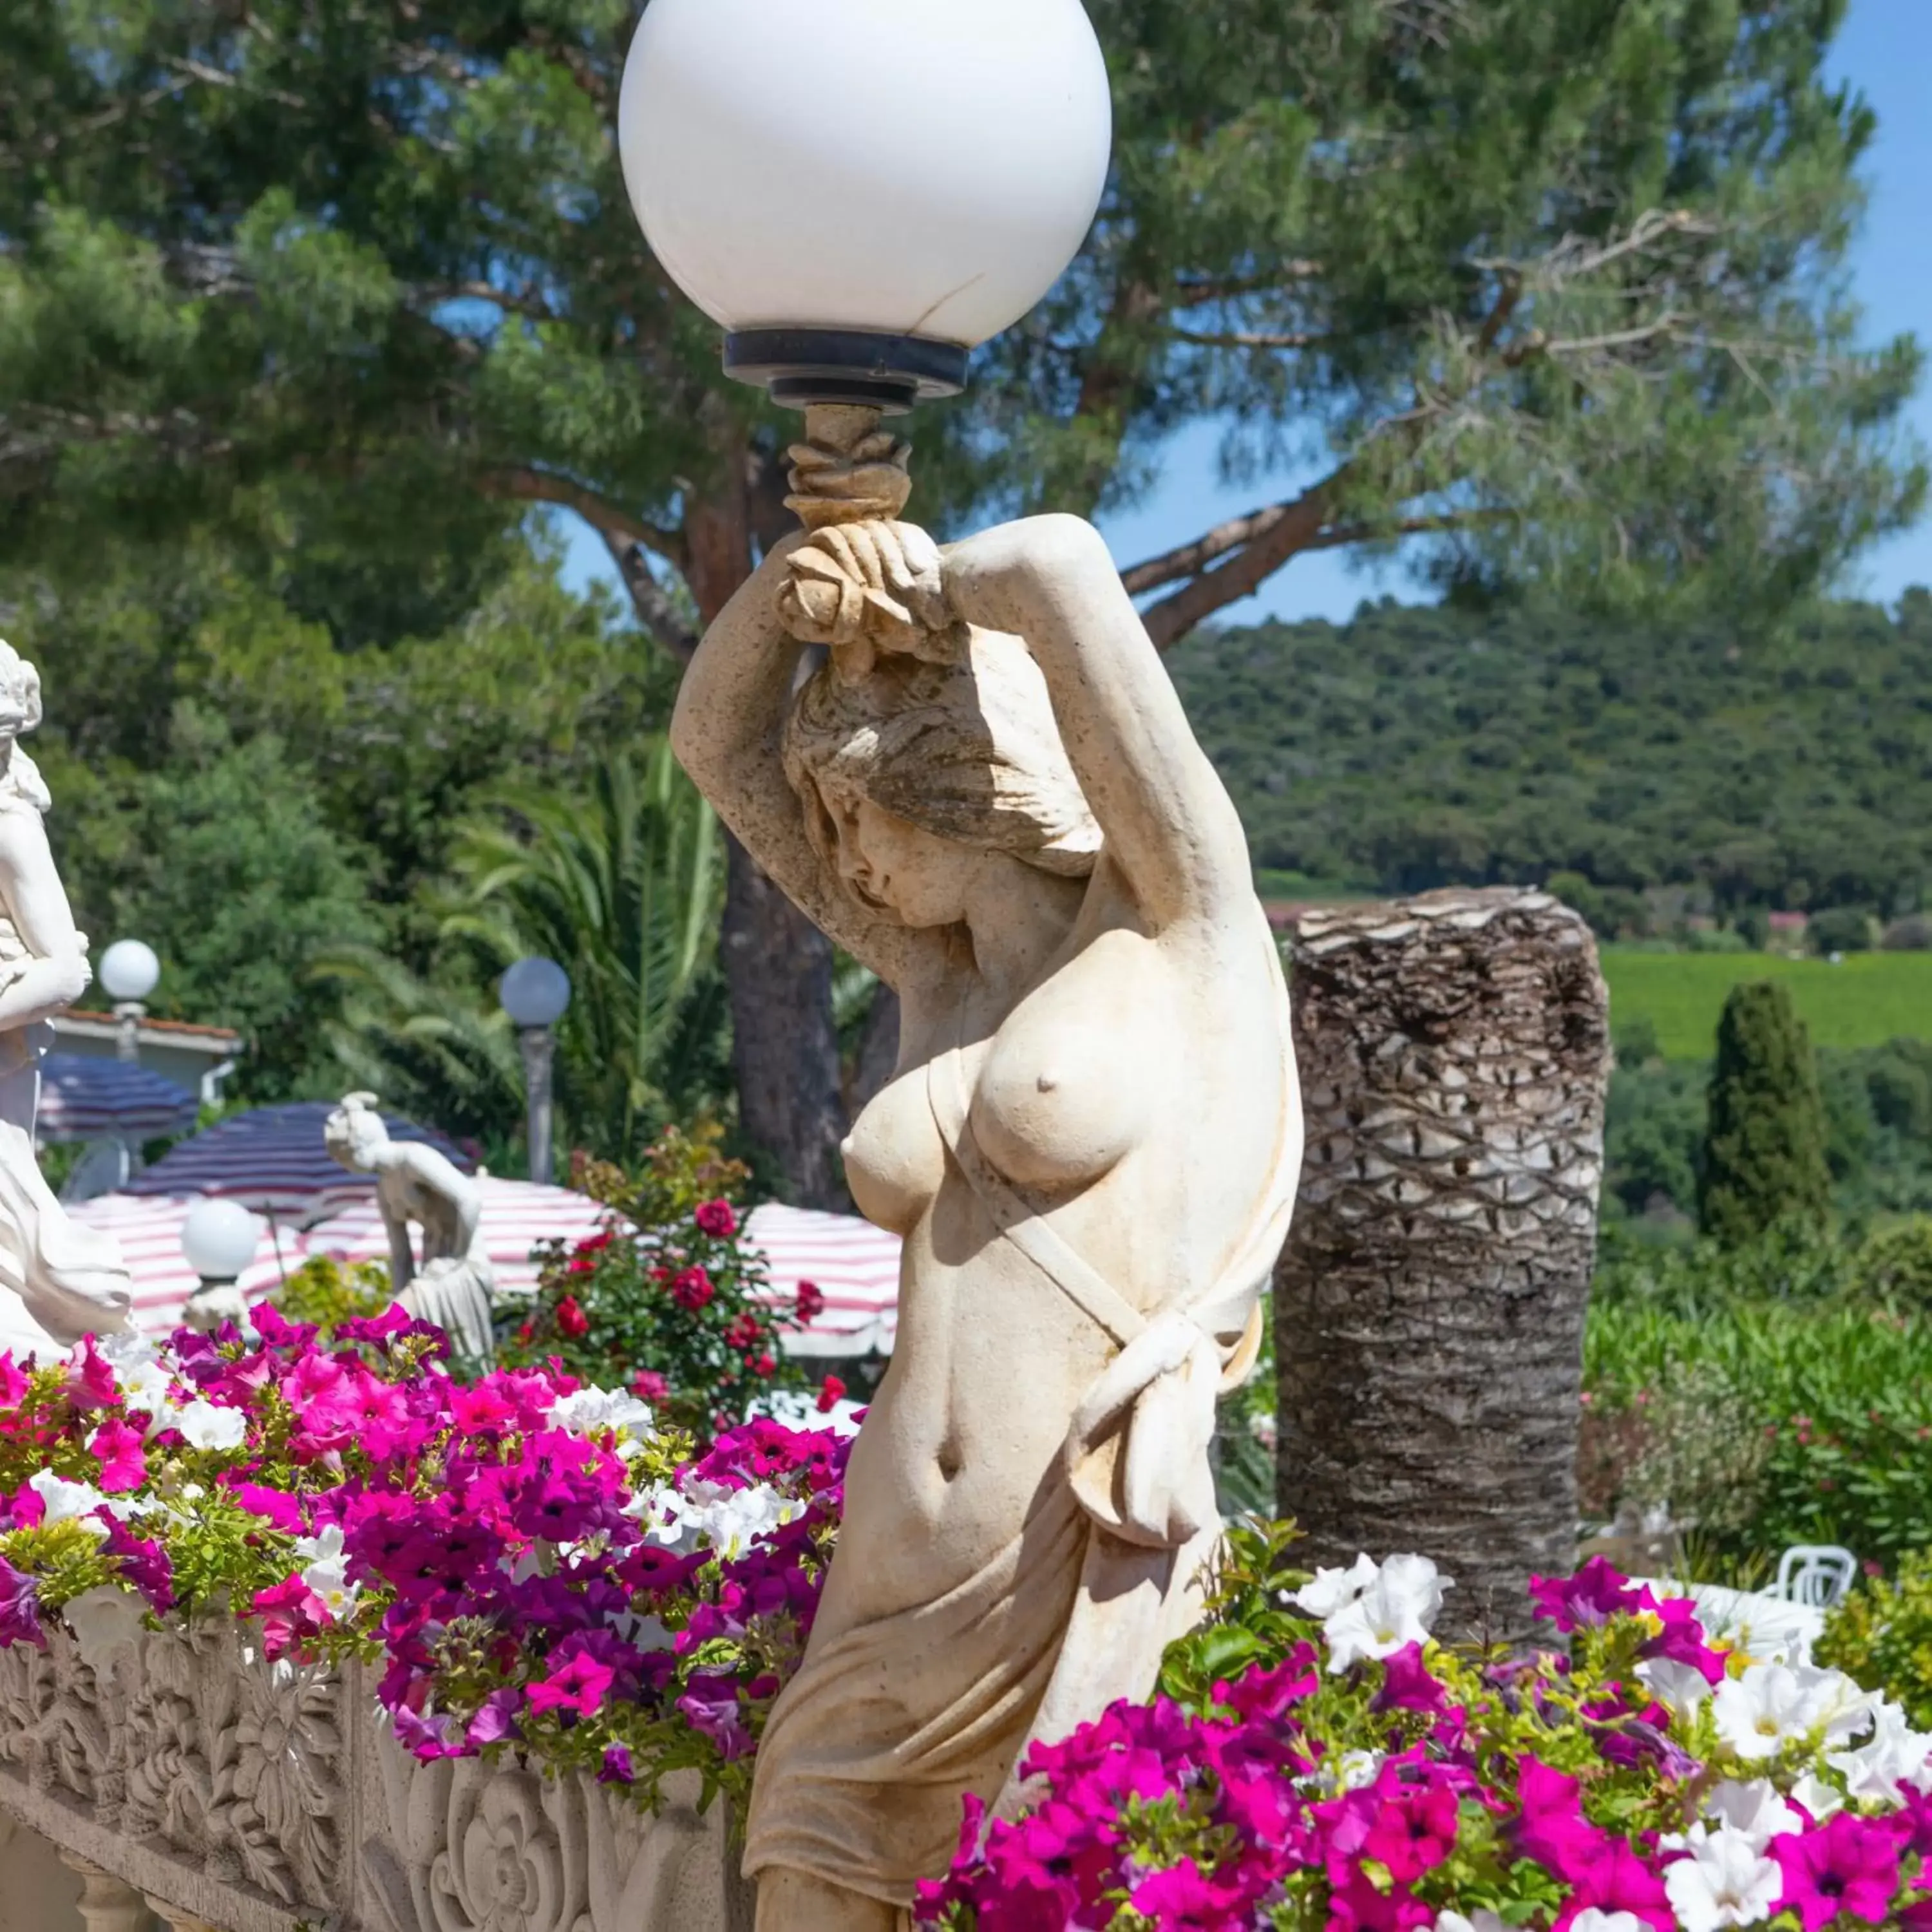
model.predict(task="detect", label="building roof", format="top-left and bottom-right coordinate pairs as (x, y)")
top-left (53, 1011), bottom-right (242, 1055)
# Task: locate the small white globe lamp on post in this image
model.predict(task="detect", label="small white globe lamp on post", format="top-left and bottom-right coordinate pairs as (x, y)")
top-left (180, 1197), bottom-right (264, 1335)
top-left (618, 0), bottom-right (1112, 417)
top-left (501, 957), bottom-right (572, 1188)
top-left (99, 940), bottom-right (160, 1065)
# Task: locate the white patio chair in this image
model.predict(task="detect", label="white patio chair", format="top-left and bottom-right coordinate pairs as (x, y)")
top-left (1772, 1545), bottom-right (1859, 1611)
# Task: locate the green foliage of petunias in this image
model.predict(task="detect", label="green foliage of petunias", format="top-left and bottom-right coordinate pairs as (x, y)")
top-left (1699, 981), bottom-right (1834, 1245)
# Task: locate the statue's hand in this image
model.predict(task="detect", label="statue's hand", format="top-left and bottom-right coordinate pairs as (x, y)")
top-left (779, 520), bottom-right (963, 679)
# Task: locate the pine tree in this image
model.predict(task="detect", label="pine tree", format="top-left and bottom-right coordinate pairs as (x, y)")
top-left (3, 0), bottom-right (1922, 1196)
top-left (1698, 980), bottom-right (1833, 1245)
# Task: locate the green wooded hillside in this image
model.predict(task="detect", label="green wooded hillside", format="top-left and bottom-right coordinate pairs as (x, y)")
top-left (1170, 591), bottom-right (1932, 914)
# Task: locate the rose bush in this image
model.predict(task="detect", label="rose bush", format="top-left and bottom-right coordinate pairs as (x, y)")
top-left (506, 1122), bottom-right (819, 1435)
top-left (0, 1309), bottom-right (847, 1810)
top-left (918, 1522), bottom-right (1932, 1930)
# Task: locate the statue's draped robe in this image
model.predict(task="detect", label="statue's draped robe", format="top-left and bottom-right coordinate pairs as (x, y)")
top-left (744, 963), bottom-right (1298, 1908)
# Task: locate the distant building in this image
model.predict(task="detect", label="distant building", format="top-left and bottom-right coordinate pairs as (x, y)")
top-left (51, 1012), bottom-right (242, 1107)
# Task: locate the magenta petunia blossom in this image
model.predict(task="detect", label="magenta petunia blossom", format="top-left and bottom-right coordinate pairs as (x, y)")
top-left (87, 1417), bottom-right (146, 1492)
top-left (1772, 1813), bottom-right (1908, 1930)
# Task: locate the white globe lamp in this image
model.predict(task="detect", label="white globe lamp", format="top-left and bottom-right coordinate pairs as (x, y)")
top-left (180, 1197), bottom-right (265, 1334)
top-left (182, 1198), bottom-right (263, 1283)
top-left (99, 940), bottom-right (160, 1005)
top-left (500, 957), bottom-right (573, 1030)
top-left (619, 0), bottom-right (1113, 408)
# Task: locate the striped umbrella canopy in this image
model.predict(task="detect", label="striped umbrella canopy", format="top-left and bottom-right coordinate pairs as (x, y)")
top-left (66, 1192), bottom-right (310, 1335)
top-left (123, 1103), bottom-right (474, 1224)
top-left (37, 1056), bottom-right (200, 1143)
top-left (746, 1202), bottom-right (903, 1359)
top-left (302, 1178), bottom-right (621, 1300)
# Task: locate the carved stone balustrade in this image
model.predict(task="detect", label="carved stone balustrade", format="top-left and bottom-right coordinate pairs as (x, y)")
top-left (0, 1614), bottom-right (747, 1932)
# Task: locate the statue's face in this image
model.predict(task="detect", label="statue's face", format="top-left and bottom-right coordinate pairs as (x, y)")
top-left (832, 795), bottom-right (971, 929)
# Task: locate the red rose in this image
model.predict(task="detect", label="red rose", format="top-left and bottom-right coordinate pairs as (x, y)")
top-left (567, 1255), bottom-right (596, 1276)
top-left (725, 1313), bottom-right (762, 1353)
top-left (795, 1279), bottom-right (825, 1325)
top-left (694, 1198), bottom-right (738, 1239)
top-left (671, 1266), bottom-right (715, 1313)
top-left (752, 1352), bottom-right (777, 1379)
top-left (516, 1323), bottom-right (535, 1345)
top-left (817, 1374), bottom-right (846, 1413)
top-left (555, 1297), bottom-right (590, 1339)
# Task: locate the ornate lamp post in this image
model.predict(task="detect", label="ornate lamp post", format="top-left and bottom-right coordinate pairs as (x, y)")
top-left (618, 0), bottom-right (1111, 423)
top-left (180, 1196), bottom-right (264, 1334)
top-left (98, 940), bottom-right (160, 1065)
top-left (500, 957), bottom-right (571, 1187)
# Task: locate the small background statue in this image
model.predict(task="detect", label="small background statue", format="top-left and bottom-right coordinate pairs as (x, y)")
top-left (323, 1093), bottom-right (496, 1363)
top-left (0, 643), bottom-right (132, 1358)
top-left (673, 411), bottom-right (1303, 1932)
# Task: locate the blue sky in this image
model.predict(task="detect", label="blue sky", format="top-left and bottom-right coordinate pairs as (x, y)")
top-left (566, 0), bottom-right (1932, 625)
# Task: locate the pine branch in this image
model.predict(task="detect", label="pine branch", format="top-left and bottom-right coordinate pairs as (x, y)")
top-left (602, 533), bottom-right (699, 663)
top-left (480, 468), bottom-right (688, 574)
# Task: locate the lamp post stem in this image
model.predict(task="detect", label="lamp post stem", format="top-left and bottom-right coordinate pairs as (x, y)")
top-left (801, 401), bottom-right (884, 460)
top-left (113, 1000), bottom-right (144, 1065)
top-left (520, 1024), bottom-right (558, 1187)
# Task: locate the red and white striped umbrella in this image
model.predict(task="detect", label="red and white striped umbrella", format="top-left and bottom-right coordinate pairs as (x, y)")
top-left (302, 1178), bottom-right (620, 1300)
top-left (746, 1202), bottom-right (902, 1359)
top-left (124, 1103), bottom-right (473, 1224)
top-left (66, 1192), bottom-right (310, 1334)
top-left (37, 1056), bottom-right (200, 1143)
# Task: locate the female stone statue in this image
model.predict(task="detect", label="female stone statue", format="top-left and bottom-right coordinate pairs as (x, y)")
top-left (322, 1093), bottom-right (497, 1365)
top-left (0, 644), bottom-right (133, 1357)
top-left (674, 415), bottom-right (1302, 1932)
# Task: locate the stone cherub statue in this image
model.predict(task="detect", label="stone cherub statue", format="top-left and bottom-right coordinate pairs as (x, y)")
top-left (671, 409), bottom-right (1303, 1932)
top-left (0, 643), bottom-right (133, 1359)
top-left (323, 1093), bottom-right (497, 1365)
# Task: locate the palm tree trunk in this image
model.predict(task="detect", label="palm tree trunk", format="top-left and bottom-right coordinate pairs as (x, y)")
top-left (1274, 887), bottom-right (1611, 1641)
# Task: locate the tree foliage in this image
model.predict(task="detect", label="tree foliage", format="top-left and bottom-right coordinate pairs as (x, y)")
top-left (3, 0), bottom-right (1922, 1191)
top-left (1698, 979), bottom-right (1834, 1244)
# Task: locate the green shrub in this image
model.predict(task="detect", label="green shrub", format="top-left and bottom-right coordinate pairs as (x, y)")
top-left (1586, 1284), bottom-right (1932, 1568)
top-left (272, 1255), bottom-right (395, 1337)
top-left (1854, 1220), bottom-right (1932, 1307)
top-left (1818, 1549), bottom-right (1932, 1728)
top-left (1576, 1359), bottom-right (1770, 1540)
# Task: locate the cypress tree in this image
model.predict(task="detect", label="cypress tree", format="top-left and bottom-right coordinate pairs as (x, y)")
top-left (1698, 981), bottom-right (1833, 1245)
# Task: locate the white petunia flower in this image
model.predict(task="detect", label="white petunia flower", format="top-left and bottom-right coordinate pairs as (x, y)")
top-left (1704, 1779), bottom-right (1803, 1851)
top-left (1636, 1656), bottom-right (1716, 1721)
top-left (28, 1469), bottom-right (111, 1538)
top-left (544, 1385), bottom-right (656, 1443)
top-left (1291, 1553), bottom-right (1379, 1619)
top-left (1711, 1662), bottom-right (1874, 1761)
top-left (1787, 1772), bottom-right (1843, 1823)
top-left (1435, 1910), bottom-right (1506, 1932)
top-left (1569, 1913), bottom-right (1647, 1932)
top-left (1321, 1553), bottom-right (1451, 1672)
top-left (175, 1400), bottom-right (247, 1452)
top-left (1296, 1748), bottom-right (1383, 1798)
top-left (1829, 1696), bottom-right (1932, 1802)
top-left (1663, 1824), bottom-right (1782, 1932)
top-left (290, 1523), bottom-right (360, 1618)
top-left (623, 1478), bottom-right (804, 1562)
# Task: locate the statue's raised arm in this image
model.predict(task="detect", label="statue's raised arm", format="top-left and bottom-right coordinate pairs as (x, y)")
top-left (672, 410), bottom-right (1302, 1932)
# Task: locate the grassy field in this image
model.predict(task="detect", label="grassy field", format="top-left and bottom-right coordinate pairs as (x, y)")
top-left (1602, 949), bottom-right (1932, 1059)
